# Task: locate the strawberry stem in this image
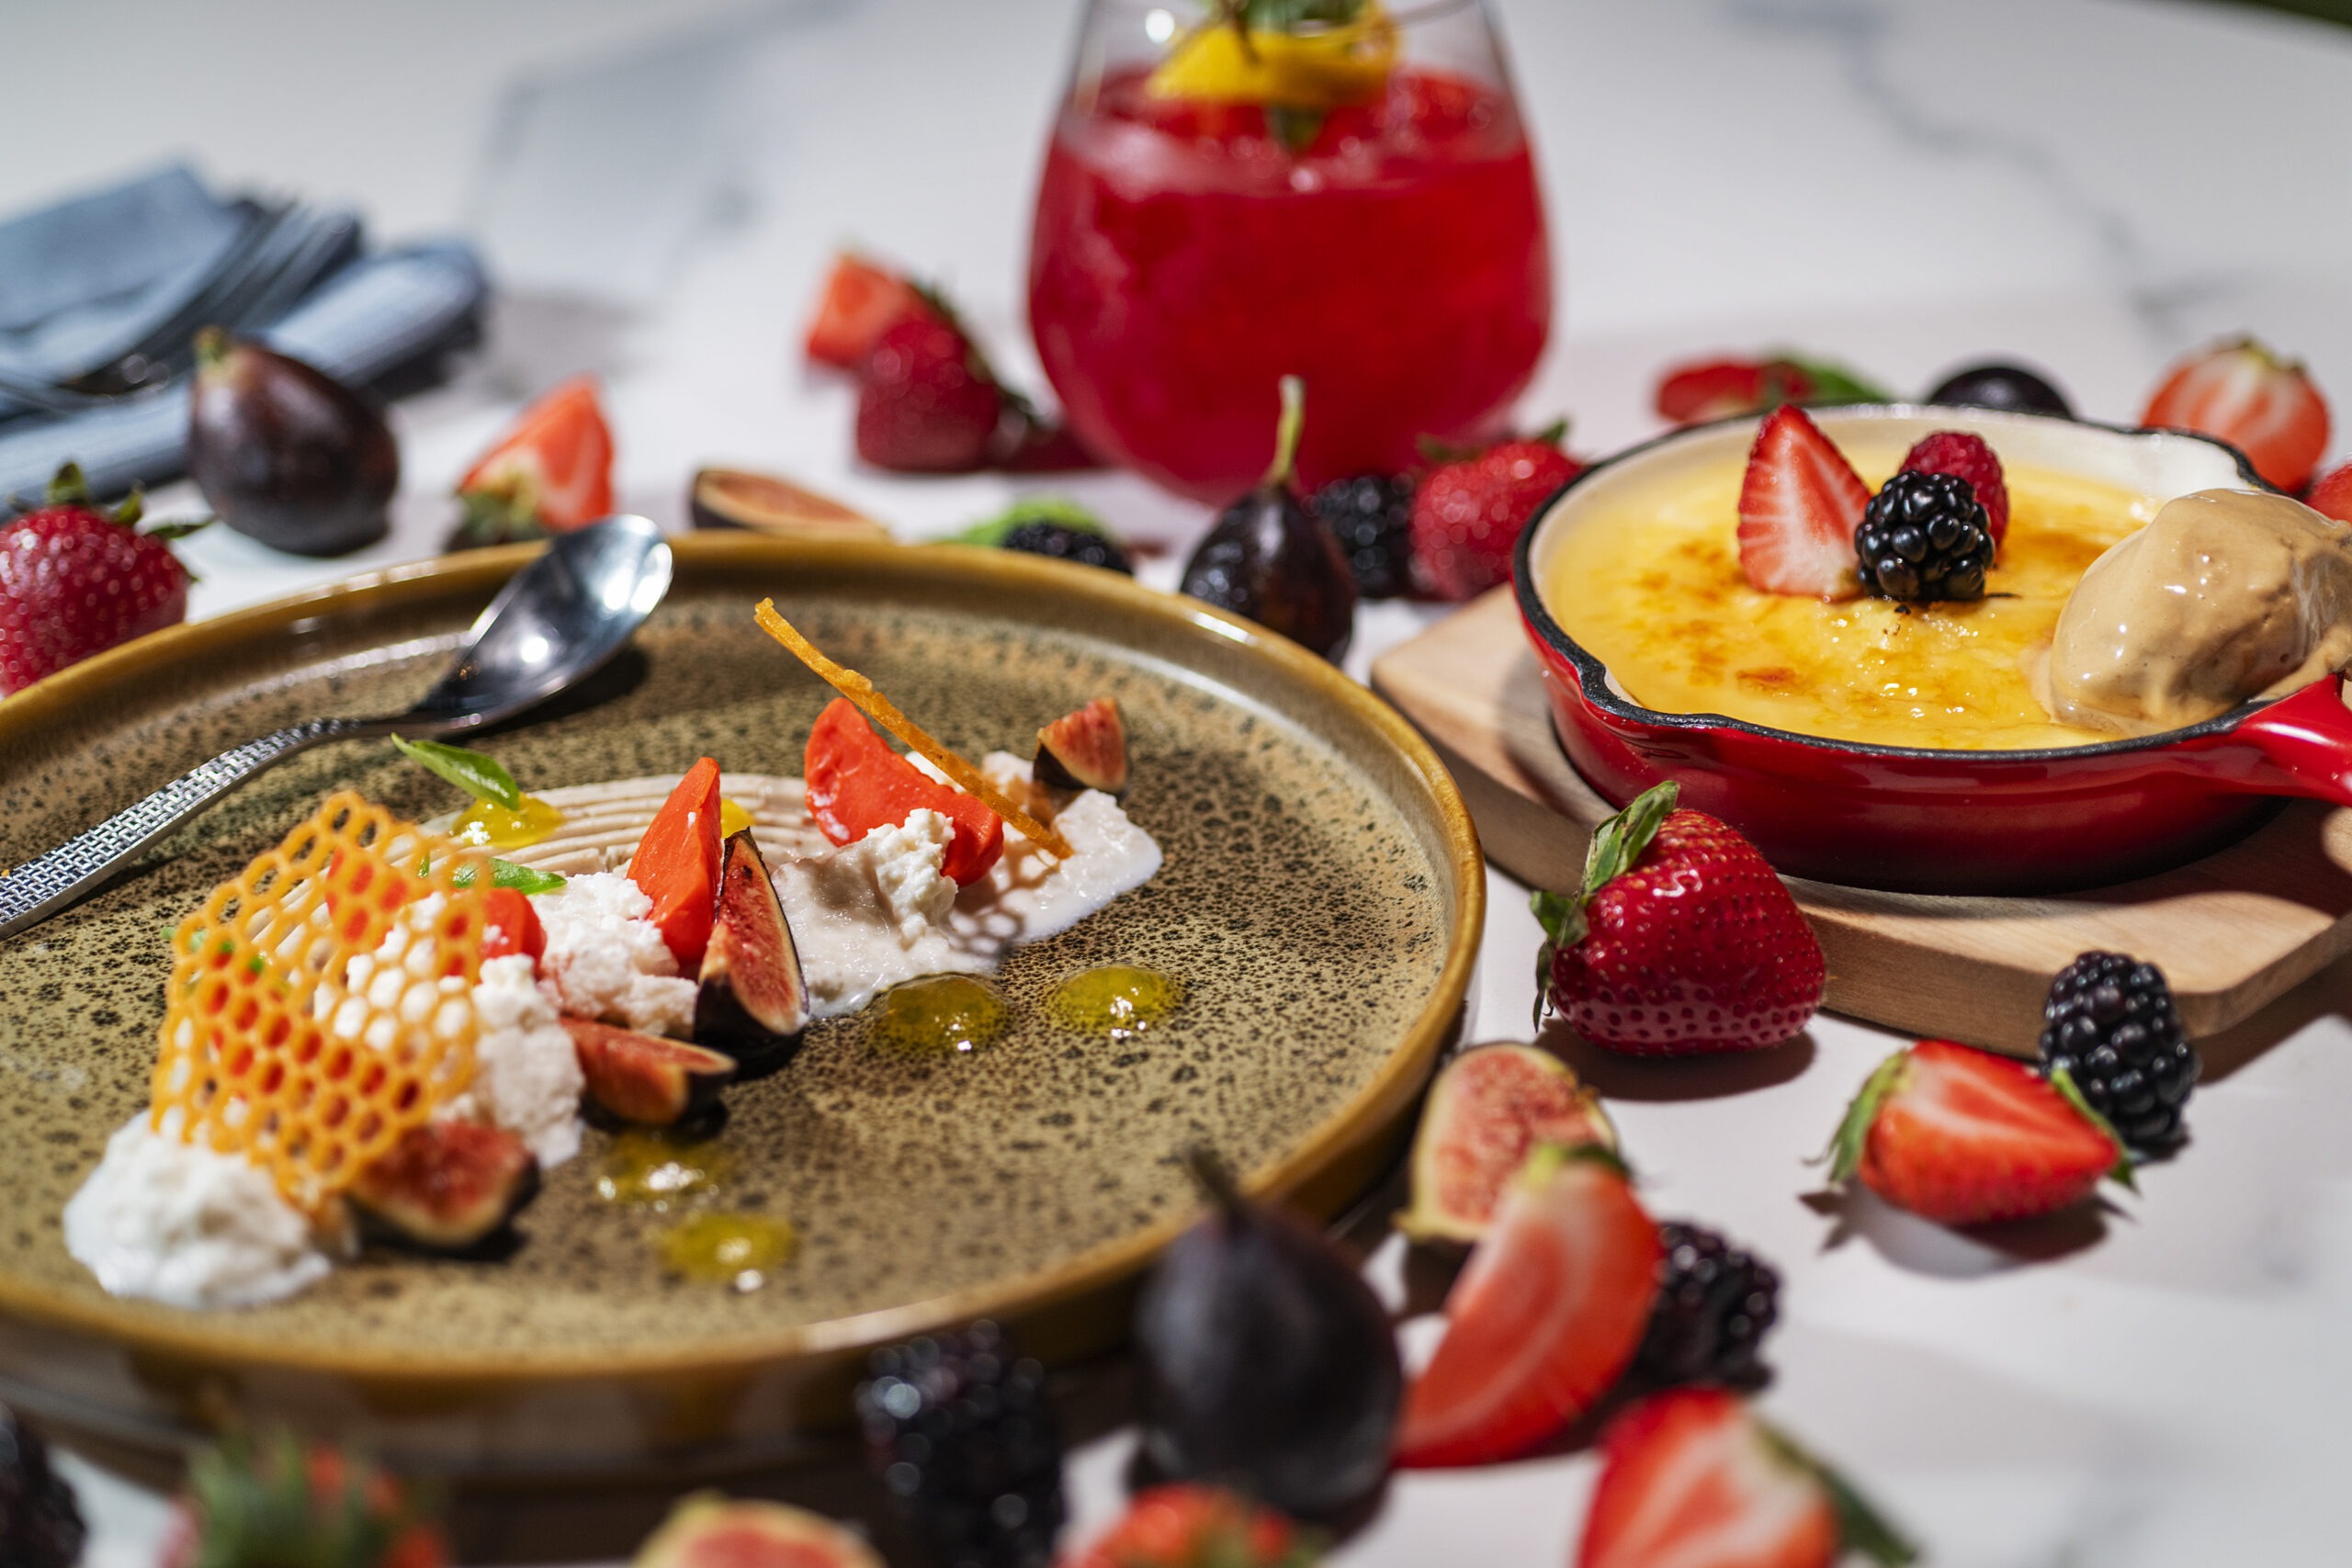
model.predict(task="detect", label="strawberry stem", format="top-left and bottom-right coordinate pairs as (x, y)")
top-left (1579, 781), bottom-right (1679, 902)
top-left (1262, 375), bottom-right (1305, 492)
top-left (1825, 1046), bottom-right (1912, 1182)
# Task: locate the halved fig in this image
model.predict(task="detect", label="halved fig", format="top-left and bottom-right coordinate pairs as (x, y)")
top-left (689, 467), bottom-right (890, 541)
top-left (1034, 696), bottom-right (1128, 797)
top-left (566, 1017), bottom-right (736, 1125)
top-left (349, 1121), bottom-right (539, 1253)
top-left (636, 1495), bottom-right (883, 1568)
top-left (1396, 1043), bottom-right (1615, 1246)
top-left (695, 829), bottom-right (810, 1066)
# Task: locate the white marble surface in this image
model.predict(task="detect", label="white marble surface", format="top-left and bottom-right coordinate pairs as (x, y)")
top-left (8, 0), bottom-right (2352, 1563)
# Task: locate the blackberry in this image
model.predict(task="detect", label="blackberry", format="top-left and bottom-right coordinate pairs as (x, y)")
top-left (2040, 951), bottom-right (2199, 1152)
top-left (1854, 469), bottom-right (1992, 601)
top-left (0, 1406), bottom-right (85, 1568)
top-left (1308, 474), bottom-right (1415, 599)
top-left (1000, 519), bottom-right (1132, 575)
top-left (1634, 1223), bottom-right (1780, 1391)
top-left (856, 1321), bottom-right (1066, 1568)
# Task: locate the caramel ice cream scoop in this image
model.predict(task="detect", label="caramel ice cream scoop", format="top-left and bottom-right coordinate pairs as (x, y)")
top-left (2043, 488), bottom-right (2352, 735)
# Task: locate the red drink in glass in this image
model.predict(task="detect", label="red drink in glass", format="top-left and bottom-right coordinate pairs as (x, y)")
top-left (1029, 60), bottom-right (1551, 502)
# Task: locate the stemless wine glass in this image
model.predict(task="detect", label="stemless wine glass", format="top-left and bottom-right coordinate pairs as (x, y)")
top-left (1027, 0), bottom-right (1553, 503)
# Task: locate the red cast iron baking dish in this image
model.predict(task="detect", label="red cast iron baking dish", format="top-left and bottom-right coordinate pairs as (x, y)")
top-left (1513, 404), bottom-right (2352, 895)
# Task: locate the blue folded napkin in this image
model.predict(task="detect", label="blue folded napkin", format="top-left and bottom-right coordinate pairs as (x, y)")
top-left (0, 164), bottom-right (488, 503)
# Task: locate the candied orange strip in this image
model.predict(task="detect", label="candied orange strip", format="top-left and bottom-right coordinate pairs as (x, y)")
top-left (151, 792), bottom-right (493, 1212)
top-left (754, 599), bottom-right (1074, 860)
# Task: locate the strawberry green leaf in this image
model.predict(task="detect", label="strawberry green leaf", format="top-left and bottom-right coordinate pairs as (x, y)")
top-left (1777, 355), bottom-right (1894, 406)
top-left (1529, 887), bottom-right (1583, 1030)
top-left (2046, 1064), bottom-right (2137, 1190)
top-left (1826, 1046), bottom-right (1913, 1183)
top-left (143, 514), bottom-right (215, 543)
top-left (391, 735), bottom-right (522, 810)
top-left (1415, 433), bottom-right (1484, 466)
top-left (1580, 781), bottom-right (1679, 902)
top-left (1759, 1420), bottom-right (1919, 1566)
top-left (949, 496), bottom-right (1111, 548)
top-left (45, 461), bottom-right (91, 507)
top-left (1525, 417), bottom-right (1570, 447)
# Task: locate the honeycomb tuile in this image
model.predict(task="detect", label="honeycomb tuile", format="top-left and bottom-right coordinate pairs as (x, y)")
top-left (150, 792), bottom-right (492, 1212)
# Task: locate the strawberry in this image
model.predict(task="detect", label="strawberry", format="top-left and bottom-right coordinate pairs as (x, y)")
top-left (804, 251), bottom-right (927, 371)
top-left (1396, 1144), bottom-right (1659, 1468)
top-left (0, 462), bottom-right (199, 695)
top-left (1577, 1388), bottom-right (1916, 1568)
top-left (160, 1431), bottom-right (446, 1568)
top-left (2141, 336), bottom-right (2332, 493)
top-left (1408, 424), bottom-right (1584, 601)
top-left (1655, 355), bottom-right (1890, 426)
top-left (1898, 429), bottom-right (2008, 547)
top-left (1827, 1039), bottom-right (2129, 1227)
top-left (1060, 1483), bottom-right (1314, 1568)
top-left (1533, 782), bottom-right (1825, 1055)
top-left (454, 376), bottom-right (616, 546)
top-left (2307, 460), bottom-right (2352, 525)
top-left (855, 310), bottom-right (1009, 473)
top-left (1736, 405), bottom-right (1869, 597)
top-left (480, 886), bottom-right (545, 964)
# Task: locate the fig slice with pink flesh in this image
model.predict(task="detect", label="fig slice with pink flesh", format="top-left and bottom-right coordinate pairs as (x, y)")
top-left (634, 1495), bottom-right (884, 1568)
top-left (348, 1121), bottom-right (539, 1254)
top-left (1396, 1043), bottom-right (1615, 1246)
top-left (695, 829), bottom-right (810, 1066)
top-left (565, 1018), bottom-right (736, 1125)
top-left (1034, 696), bottom-right (1128, 797)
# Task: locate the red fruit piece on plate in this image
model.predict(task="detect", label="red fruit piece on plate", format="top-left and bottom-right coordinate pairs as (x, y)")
top-left (629, 758), bottom-right (724, 972)
top-left (804, 252), bottom-right (926, 371)
top-left (854, 312), bottom-right (1007, 474)
top-left (454, 376), bottom-right (616, 544)
top-left (480, 886), bottom-right (545, 964)
top-left (2307, 461), bottom-right (2352, 524)
top-left (803, 696), bottom-right (1003, 885)
top-left (2142, 336), bottom-right (2332, 493)
top-left (1736, 405), bottom-right (1869, 597)
top-left (0, 463), bottom-right (194, 695)
top-left (1395, 1043), bottom-right (1613, 1245)
top-left (1396, 1144), bottom-right (1659, 1468)
top-left (1578, 1388), bottom-right (1917, 1568)
top-left (1063, 1483), bottom-right (1306, 1568)
top-left (1408, 431), bottom-right (1585, 602)
top-left (1536, 782), bottom-right (1826, 1056)
top-left (1656, 354), bottom-right (1892, 426)
top-left (1828, 1038), bottom-right (2129, 1227)
top-left (1898, 430), bottom-right (2009, 547)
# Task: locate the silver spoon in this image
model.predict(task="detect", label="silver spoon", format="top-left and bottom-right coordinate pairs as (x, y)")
top-left (0, 513), bottom-right (673, 940)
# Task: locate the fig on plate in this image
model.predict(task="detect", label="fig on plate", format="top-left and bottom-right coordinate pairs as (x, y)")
top-left (186, 328), bottom-right (398, 557)
top-left (1180, 377), bottom-right (1358, 661)
top-left (348, 1121), bottom-right (539, 1254)
top-left (1396, 1043), bottom-right (1615, 1246)
top-left (1135, 1147), bottom-right (1401, 1519)
top-left (1034, 696), bottom-right (1128, 797)
top-left (634, 1494), bottom-right (882, 1568)
top-left (695, 829), bottom-right (810, 1066)
top-left (688, 467), bottom-right (891, 541)
top-left (565, 1018), bottom-right (735, 1125)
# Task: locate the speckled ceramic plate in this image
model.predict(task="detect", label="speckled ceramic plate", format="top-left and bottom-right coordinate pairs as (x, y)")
top-left (0, 536), bottom-right (1480, 1478)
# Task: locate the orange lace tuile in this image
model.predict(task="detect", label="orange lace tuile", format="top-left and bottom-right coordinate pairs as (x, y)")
top-left (151, 792), bottom-right (492, 1211)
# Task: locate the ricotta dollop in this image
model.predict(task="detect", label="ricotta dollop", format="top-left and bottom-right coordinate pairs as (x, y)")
top-left (530, 871), bottom-right (698, 1037)
top-left (446, 953), bottom-right (585, 1168)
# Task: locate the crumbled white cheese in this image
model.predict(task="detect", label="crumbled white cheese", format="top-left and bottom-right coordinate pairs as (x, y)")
top-left (442, 954), bottom-right (584, 1168)
top-left (531, 871), bottom-right (698, 1037)
top-left (64, 1113), bottom-right (337, 1309)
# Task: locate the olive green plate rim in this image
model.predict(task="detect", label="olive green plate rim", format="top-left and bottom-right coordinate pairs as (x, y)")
top-left (0, 535), bottom-right (1484, 1386)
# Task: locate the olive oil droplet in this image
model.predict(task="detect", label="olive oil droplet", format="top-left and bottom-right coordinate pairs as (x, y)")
top-left (1050, 964), bottom-right (1184, 1038)
top-left (660, 1212), bottom-right (795, 1292)
top-left (597, 1130), bottom-right (737, 1209)
top-left (866, 975), bottom-right (1012, 1055)
top-left (453, 794), bottom-right (565, 852)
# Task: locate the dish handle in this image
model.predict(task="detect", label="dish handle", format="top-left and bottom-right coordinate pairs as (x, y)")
top-left (2219, 676), bottom-right (2352, 806)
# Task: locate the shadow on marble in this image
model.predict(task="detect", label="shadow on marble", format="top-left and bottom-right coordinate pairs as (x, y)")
top-left (1542, 1023), bottom-right (1817, 1101)
top-left (1804, 1187), bottom-right (2109, 1277)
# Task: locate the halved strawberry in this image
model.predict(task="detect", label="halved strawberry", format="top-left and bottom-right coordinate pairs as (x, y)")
top-left (1062, 1483), bottom-right (1312, 1568)
top-left (1736, 406), bottom-right (1868, 598)
top-left (2307, 461), bottom-right (2352, 525)
top-left (1898, 430), bottom-right (2008, 547)
top-left (454, 376), bottom-right (616, 546)
top-left (480, 886), bottom-right (545, 964)
top-left (1578, 1388), bottom-right (1915, 1568)
top-left (1655, 355), bottom-right (1891, 426)
top-left (805, 252), bottom-right (928, 371)
top-left (2142, 336), bottom-right (2332, 493)
top-left (1827, 1039), bottom-right (2129, 1227)
top-left (1396, 1144), bottom-right (1659, 1468)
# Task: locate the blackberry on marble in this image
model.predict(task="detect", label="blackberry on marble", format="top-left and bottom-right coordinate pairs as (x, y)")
top-left (2040, 951), bottom-right (2198, 1153)
top-left (0, 1405), bottom-right (85, 1568)
top-left (1634, 1223), bottom-right (1781, 1391)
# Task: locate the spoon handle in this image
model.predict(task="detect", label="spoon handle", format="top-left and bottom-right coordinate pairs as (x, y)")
top-left (0, 716), bottom-right (387, 941)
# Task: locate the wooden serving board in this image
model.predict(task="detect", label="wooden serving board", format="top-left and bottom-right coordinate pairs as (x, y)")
top-left (1371, 588), bottom-right (2352, 1054)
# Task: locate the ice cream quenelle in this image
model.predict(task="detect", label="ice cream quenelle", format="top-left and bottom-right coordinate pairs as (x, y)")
top-left (2041, 489), bottom-right (2352, 735)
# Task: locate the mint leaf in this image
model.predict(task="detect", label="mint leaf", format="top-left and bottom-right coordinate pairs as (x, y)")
top-left (390, 735), bottom-right (522, 809)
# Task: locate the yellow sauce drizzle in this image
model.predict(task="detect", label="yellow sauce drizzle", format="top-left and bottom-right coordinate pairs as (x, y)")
top-left (1050, 965), bottom-right (1184, 1039)
top-left (866, 976), bottom-right (1012, 1055)
top-left (453, 793), bottom-right (565, 852)
top-left (660, 1213), bottom-right (796, 1292)
top-left (595, 1130), bottom-right (738, 1210)
top-left (718, 796), bottom-right (755, 840)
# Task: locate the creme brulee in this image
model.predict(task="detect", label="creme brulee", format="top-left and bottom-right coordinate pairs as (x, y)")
top-left (1541, 451), bottom-right (2161, 750)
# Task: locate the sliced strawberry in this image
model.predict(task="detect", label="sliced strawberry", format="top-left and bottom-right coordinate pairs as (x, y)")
top-left (1898, 430), bottom-right (2008, 547)
top-left (1062, 1483), bottom-right (1308, 1568)
top-left (1396, 1145), bottom-right (1659, 1468)
top-left (2142, 336), bottom-right (2332, 493)
top-left (480, 886), bottom-right (545, 964)
top-left (628, 758), bottom-right (724, 972)
top-left (2307, 461), bottom-right (2352, 525)
top-left (1578, 1389), bottom-right (1915, 1568)
top-left (454, 376), bottom-right (616, 544)
top-left (1657, 359), bottom-right (1773, 425)
top-left (805, 252), bottom-right (927, 371)
top-left (1736, 406), bottom-right (1868, 598)
top-left (1828, 1039), bottom-right (2127, 1227)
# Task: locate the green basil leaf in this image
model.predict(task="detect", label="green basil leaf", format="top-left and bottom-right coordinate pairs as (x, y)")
top-left (391, 735), bottom-right (522, 810)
